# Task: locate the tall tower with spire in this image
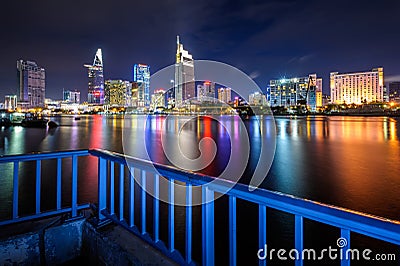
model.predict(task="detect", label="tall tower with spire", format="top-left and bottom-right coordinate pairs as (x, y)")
top-left (85, 48), bottom-right (104, 104)
top-left (174, 36), bottom-right (195, 106)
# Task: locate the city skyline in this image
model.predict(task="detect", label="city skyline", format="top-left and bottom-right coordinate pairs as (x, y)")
top-left (7, 47), bottom-right (394, 105)
top-left (1, 0), bottom-right (399, 101)
top-left (7, 50), bottom-right (393, 109)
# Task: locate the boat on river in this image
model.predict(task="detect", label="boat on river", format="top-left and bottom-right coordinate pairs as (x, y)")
top-left (0, 118), bottom-right (12, 127)
top-left (21, 117), bottom-right (49, 128)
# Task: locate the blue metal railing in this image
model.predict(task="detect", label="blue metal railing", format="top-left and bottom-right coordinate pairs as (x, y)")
top-left (1, 149), bottom-right (400, 266)
top-left (90, 149), bottom-right (400, 266)
top-left (0, 150), bottom-right (91, 226)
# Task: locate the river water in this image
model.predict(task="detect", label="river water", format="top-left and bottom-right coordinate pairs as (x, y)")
top-left (0, 114), bottom-right (399, 265)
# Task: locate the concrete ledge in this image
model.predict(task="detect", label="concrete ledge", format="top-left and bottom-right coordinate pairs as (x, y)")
top-left (0, 216), bottom-right (177, 266)
top-left (82, 221), bottom-right (177, 266)
top-left (0, 217), bottom-right (84, 266)
top-left (44, 219), bottom-right (83, 264)
top-left (0, 232), bottom-right (40, 266)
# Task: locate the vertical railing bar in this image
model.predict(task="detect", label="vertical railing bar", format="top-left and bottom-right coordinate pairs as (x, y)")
top-left (341, 229), bottom-right (351, 266)
top-left (229, 195), bottom-right (237, 266)
top-left (168, 178), bottom-right (175, 252)
top-left (141, 170), bottom-right (146, 234)
top-left (35, 160), bottom-right (41, 215)
top-left (119, 163), bottom-right (124, 222)
top-left (202, 186), bottom-right (215, 266)
top-left (202, 186), bottom-right (206, 265)
top-left (56, 158), bottom-right (62, 210)
top-left (153, 174), bottom-right (160, 242)
top-left (71, 155), bottom-right (78, 217)
top-left (129, 167), bottom-right (134, 227)
top-left (98, 157), bottom-right (107, 221)
top-left (110, 161), bottom-right (115, 215)
top-left (258, 205), bottom-right (267, 266)
top-left (12, 161), bottom-right (19, 219)
top-left (186, 183), bottom-right (192, 264)
top-left (209, 188), bottom-right (215, 266)
top-left (295, 215), bottom-right (304, 266)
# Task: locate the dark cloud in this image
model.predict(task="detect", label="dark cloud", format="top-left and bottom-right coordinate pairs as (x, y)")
top-left (0, 0), bottom-right (399, 99)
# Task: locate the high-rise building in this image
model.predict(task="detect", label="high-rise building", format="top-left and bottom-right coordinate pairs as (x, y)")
top-left (383, 85), bottom-right (389, 103)
top-left (151, 89), bottom-right (166, 109)
top-left (105, 80), bottom-right (132, 106)
top-left (233, 96), bottom-right (245, 107)
top-left (17, 60), bottom-right (46, 108)
top-left (389, 82), bottom-right (400, 104)
top-left (270, 74), bottom-right (322, 111)
top-left (174, 36), bottom-right (195, 106)
top-left (197, 81), bottom-right (215, 102)
top-left (316, 86), bottom-right (323, 108)
top-left (130, 82), bottom-right (139, 107)
top-left (309, 75), bottom-right (323, 110)
top-left (133, 64), bottom-right (150, 108)
top-left (218, 87), bottom-right (232, 104)
top-left (63, 89), bottom-right (81, 104)
top-left (330, 68), bottom-right (384, 104)
top-left (4, 95), bottom-right (17, 110)
top-left (322, 94), bottom-right (331, 106)
top-left (249, 92), bottom-right (267, 106)
top-left (85, 49), bottom-right (104, 104)
top-left (165, 85), bottom-right (175, 108)
top-left (265, 86), bottom-right (271, 103)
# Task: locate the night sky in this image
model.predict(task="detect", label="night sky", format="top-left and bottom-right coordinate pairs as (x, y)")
top-left (1, 0), bottom-right (399, 101)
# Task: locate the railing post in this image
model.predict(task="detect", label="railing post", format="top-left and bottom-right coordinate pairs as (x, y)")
top-left (12, 161), bottom-right (19, 219)
top-left (258, 205), bottom-right (266, 266)
top-left (141, 170), bottom-right (146, 234)
top-left (36, 160), bottom-right (41, 214)
top-left (110, 161), bottom-right (115, 215)
top-left (202, 186), bottom-right (214, 266)
top-left (295, 215), bottom-right (304, 266)
top-left (153, 174), bottom-right (160, 242)
top-left (56, 158), bottom-right (62, 210)
top-left (71, 155), bottom-right (78, 217)
top-left (229, 195), bottom-right (237, 266)
top-left (341, 229), bottom-right (350, 266)
top-left (186, 183), bottom-right (192, 264)
top-left (129, 167), bottom-right (135, 227)
top-left (169, 178), bottom-right (175, 252)
top-left (119, 163), bottom-right (124, 221)
top-left (98, 157), bottom-right (107, 221)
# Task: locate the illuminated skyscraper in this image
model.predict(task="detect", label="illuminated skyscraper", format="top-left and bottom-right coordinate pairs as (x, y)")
top-left (218, 87), bottom-right (232, 104)
top-left (105, 80), bottom-right (132, 106)
top-left (151, 89), bottom-right (166, 109)
top-left (330, 68), bottom-right (384, 104)
top-left (270, 74), bottom-right (322, 111)
top-left (63, 89), bottom-right (81, 104)
top-left (17, 60), bottom-right (46, 108)
top-left (389, 82), bottom-right (400, 104)
top-left (249, 92), bottom-right (267, 106)
top-left (133, 64), bottom-right (150, 108)
top-left (197, 81), bottom-right (215, 102)
top-left (174, 36), bottom-right (195, 106)
top-left (85, 49), bottom-right (104, 104)
top-left (4, 95), bottom-right (17, 110)
top-left (129, 82), bottom-right (139, 107)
